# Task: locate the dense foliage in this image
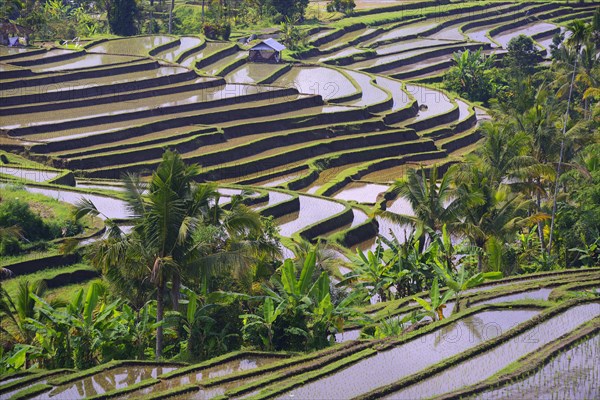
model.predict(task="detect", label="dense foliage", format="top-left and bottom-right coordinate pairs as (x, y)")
top-left (1, 3), bottom-right (599, 379)
top-left (0, 189), bottom-right (83, 257)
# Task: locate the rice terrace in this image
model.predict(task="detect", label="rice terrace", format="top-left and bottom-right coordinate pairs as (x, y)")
top-left (0, 0), bottom-right (599, 399)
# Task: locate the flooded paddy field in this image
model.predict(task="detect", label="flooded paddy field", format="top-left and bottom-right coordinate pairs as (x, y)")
top-left (384, 303), bottom-right (600, 399)
top-left (281, 309), bottom-right (539, 399)
top-left (493, 22), bottom-right (558, 48)
top-left (1, 3), bottom-right (595, 397)
top-left (31, 365), bottom-right (178, 399)
top-left (156, 36), bottom-right (203, 62)
top-left (273, 66), bottom-right (359, 101)
top-left (225, 63), bottom-right (284, 84)
top-left (277, 195), bottom-right (345, 237)
top-left (87, 35), bottom-right (175, 56)
top-left (473, 334), bottom-right (600, 400)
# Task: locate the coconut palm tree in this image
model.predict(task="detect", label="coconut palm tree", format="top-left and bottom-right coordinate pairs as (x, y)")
top-left (77, 150), bottom-right (269, 359)
top-left (383, 166), bottom-right (460, 243)
top-left (549, 20), bottom-right (592, 254)
top-left (454, 168), bottom-right (544, 271)
top-left (466, 120), bottom-right (535, 188)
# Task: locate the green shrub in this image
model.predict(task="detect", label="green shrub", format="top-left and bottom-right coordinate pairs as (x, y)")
top-left (327, 0), bottom-right (356, 15)
top-left (0, 199), bottom-right (48, 242)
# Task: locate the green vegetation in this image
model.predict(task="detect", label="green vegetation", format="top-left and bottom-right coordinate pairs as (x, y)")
top-left (1, 1), bottom-right (599, 398)
top-left (0, 186), bottom-right (92, 260)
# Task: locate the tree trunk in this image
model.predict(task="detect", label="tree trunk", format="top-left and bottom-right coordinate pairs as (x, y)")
top-left (536, 184), bottom-right (545, 252)
top-left (156, 282), bottom-right (164, 359)
top-left (171, 274), bottom-right (180, 311)
top-left (168, 0), bottom-right (175, 34)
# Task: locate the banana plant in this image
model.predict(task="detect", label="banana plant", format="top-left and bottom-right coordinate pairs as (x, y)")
top-left (433, 261), bottom-right (502, 314)
top-left (240, 297), bottom-right (284, 351)
top-left (342, 243), bottom-right (397, 302)
top-left (413, 278), bottom-right (454, 321)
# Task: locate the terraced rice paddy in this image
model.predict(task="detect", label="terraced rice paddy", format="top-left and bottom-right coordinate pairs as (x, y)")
top-left (87, 35), bottom-right (175, 56)
top-left (0, 14), bottom-right (492, 247)
top-left (281, 310), bottom-right (539, 399)
top-left (385, 303), bottom-right (600, 399)
top-left (0, 3), bottom-right (588, 266)
top-left (474, 334), bottom-right (600, 399)
top-left (1, 3), bottom-right (597, 397)
top-left (35, 366), bottom-right (178, 399)
top-left (273, 66), bottom-right (358, 100)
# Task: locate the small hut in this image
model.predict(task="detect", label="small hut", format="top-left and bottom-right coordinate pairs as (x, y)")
top-left (248, 38), bottom-right (286, 63)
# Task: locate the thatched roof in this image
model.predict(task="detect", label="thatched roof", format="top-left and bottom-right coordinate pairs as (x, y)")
top-left (0, 20), bottom-right (33, 35)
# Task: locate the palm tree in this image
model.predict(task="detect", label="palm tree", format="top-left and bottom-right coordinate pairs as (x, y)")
top-left (454, 168), bottom-right (543, 271)
top-left (168, 0), bottom-right (174, 33)
top-left (575, 41), bottom-right (600, 119)
top-left (549, 20), bottom-right (592, 254)
top-left (78, 150), bottom-right (270, 359)
top-left (383, 166), bottom-right (459, 243)
top-left (468, 121), bottom-right (534, 188)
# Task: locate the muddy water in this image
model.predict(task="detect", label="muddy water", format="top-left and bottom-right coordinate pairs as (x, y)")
top-left (23, 186), bottom-right (129, 220)
top-left (385, 303), bottom-right (600, 399)
top-left (2, 377), bottom-right (52, 399)
top-left (456, 99), bottom-right (472, 122)
top-left (427, 26), bottom-right (467, 41)
top-left (180, 42), bottom-right (232, 68)
top-left (157, 37), bottom-right (203, 63)
top-left (225, 63), bottom-right (283, 84)
top-left (353, 46), bottom-right (444, 70)
top-left (202, 52), bottom-right (246, 76)
top-left (375, 39), bottom-right (449, 56)
top-left (386, 197), bottom-right (415, 216)
top-left (474, 334), bottom-right (600, 400)
top-left (0, 166), bottom-right (59, 182)
top-left (259, 174), bottom-right (303, 188)
top-left (309, 29), bottom-right (336, 42)
top-left (88, 36), bottom-right (174, 56)
top-left (471, 288), bottom-right (554, 306)
top-left (345, 70), bottom-right (389, 107)
top-left (317, 47), bottom-right (366, 63)
top-left (32, 54), bottom-right (139, 72)
top-left (335, 328), bottom-right (362, 342)
top-left (375, 77), bottom-right (412, 111)
top-left (0, 47), bottom-right (34, 56)
top-left (32, 92), bottom-right (296, 143)
top-left (366, 22), bottom-right (439, 45)
top-left (351, 209), bottom-right (369, 227)
top-left (76, 183), bottom-right (127, 192)
top-left (121, 357), bottom-right (281, 398)
top-left (320, 28), bottom-right (369, 51)
top-left (493, 22), bottom-right (557, 48)
top-left (281, 309), bottom-right (539, 399)
top-left (274, 66), bottom-right (358, 101)
top-left (403, 84), bottom-right (454, 122)
top-left (333, 183), bottom-right (389, 203)
top-left (277, 195), bottom-right (345, 237)
top-left (37, 366), bottom-right (178, 399)
top-left (5, 83), bottom-right (267, 129)
top-left (1, 66), bottom-right (189, 99)
top-left (259, 191), bottom-right (294, 208)
top-left (465, 22), bottom-right (506, 46)
top-left (9, 49), bottom-right (77, 63)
